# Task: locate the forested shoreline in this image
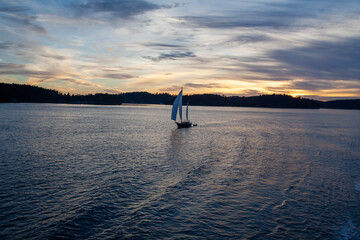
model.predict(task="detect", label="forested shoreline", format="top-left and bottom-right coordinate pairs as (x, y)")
top-left (1, 83), bottom-right (359, 109)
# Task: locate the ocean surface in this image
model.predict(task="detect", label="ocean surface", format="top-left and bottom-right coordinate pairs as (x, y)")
top-left (0, 103), bottom-right (360, 239)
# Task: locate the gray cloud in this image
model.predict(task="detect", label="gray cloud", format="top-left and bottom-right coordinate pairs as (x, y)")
top-left (0, 41), bottom-right (11, 49)
top-left (97, 68), bottom-right (136, 79)
top-left (143, 43), bottom-right (185, 49)
top-left (0, 63), bottom-right (49, 76)
top-left (103, 88), bottom-right (122, 94)
top-left (0, 14), bottom-right (46, 34)
top-left (0, 40), bottom-right (28, 51)
top-left (159, 82), bottom-right (223, 93)
top-left (58, 78), bottom-right (98, 87)
top-left (268, 37), bottom-right (360, 81)
top-left (180, 0), bottom-right (359, 30)
top-left (179, 2), bottom-right (309, 30)
top-left (289, 80), bottom-right (334, 91)
top-left (287, 80), bottom-right (360, 91)
top-left (185, 83), bottom-right (221, 89)
top-left (101, 73), bottom-right (134, 79)
top-left (40, 54), bottom-right (67, 61)
top-left (0, 4), bottom-right (29, 13)
top-left (0, 62), bottom-right (23, 69)
top-left (73, 0), bottom-right (165, 20)
top-left (181, 15), bottom-right (292, 29)
top-left (143, 51), bottom-right (196, 62)
top-left (158, 85), bottom-right (183, 92)
top-left (239, 89), bottom-right (266, 96)
top-left (231, 34), bottom-right (272, 44)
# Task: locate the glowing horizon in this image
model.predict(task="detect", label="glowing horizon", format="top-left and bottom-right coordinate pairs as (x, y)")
top-left (1, 0), bottom-right (360, 101)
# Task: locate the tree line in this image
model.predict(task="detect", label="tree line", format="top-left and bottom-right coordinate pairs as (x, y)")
top-left (1, 82), bottom-right (359, 109)
top-left (0, 83), bottom-right (122, 105)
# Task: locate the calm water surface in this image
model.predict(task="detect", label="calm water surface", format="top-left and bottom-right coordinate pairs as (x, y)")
top-left (0, 103), bottom-right (360, 239)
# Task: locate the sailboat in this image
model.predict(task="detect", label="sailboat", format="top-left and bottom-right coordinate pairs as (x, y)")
top-left (171, 88), bottom-right (192, 128)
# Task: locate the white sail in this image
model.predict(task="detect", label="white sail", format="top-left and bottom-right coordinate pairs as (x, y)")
top-left (171, 89), bottom-right (182, 121)
top-left (186, 100), bottom-right (189, 121)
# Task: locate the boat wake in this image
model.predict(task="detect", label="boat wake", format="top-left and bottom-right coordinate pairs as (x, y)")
top-left (337, 217), bottom-right (359, 240)
top-left (355, 181), bottom-right (360, 191)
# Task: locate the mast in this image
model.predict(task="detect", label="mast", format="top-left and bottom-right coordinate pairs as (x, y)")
top-left (186, 100), bottom-right (189, 121)
top-left (179, 88), bottom-right (182, 122)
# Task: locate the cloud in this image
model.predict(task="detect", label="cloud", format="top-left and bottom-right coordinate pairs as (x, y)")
top-left (143, 51), bottom-right (196, 62)
top-left (158, 82), bottom-right (227, 93)
top-left (287, 80), bottom-right (360, 91)
top-left (239, 89), bottom-right (266, 96)
top-left (185, 83), bottom-right (222, 89)
top-left (102, 88), bottom-right (122, 94)
top-left (0, 3), bottom-right (29, 13)
top-left (181, 15), bottom-right (290, 29)
top-left (82, 66), bottom-right (136, 80)
top-left (179, 0), bottom-right (360, 31)
top-left (143, 43), bottom-right (185, 49)
top-left (268, 37), bottom-right (360, 81)
top-left (231, 34), bottom-right (272, 44)
top-left (73, 0), bottom-right (165, 20)
top-left (40, 53), bottom-right (67, 61)
top-left (0, 63), bottom-right (49, 76)
top-left (179, 2), bottom-right (310, 30)
top-left (0, 12), bottom-right (46, 34)
top-left (158, 85), bottom-right (183, 92)
top-left (12, 45), bottom-right (76, 67)
top-left (100, 72), bottom-right (135, 79)
top-left (0, 41), bottom-right (11, 49)
top-left (57, 78), bottom-right (103, 88)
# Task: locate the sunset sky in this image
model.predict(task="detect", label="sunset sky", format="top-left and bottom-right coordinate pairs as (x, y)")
top-left (0, 0), bottom-right (359, 100)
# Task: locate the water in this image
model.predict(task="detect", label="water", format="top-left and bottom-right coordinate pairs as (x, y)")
top-left (0, 103), bottom-right (359, 239)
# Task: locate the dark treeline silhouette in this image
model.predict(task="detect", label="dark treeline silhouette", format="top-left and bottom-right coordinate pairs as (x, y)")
top-left (0, 83), bottom-right (122, 105)
top-left (69, 93), bottom-right (123, 105)
top-left (183, 94), bottom-right (320, 108)
top-left (1, 82), bottom-right (359, 109)
top-left (121, 92), bottom-right (173, 104)
top-left (319, 99), bottom-right (360, 109)
top-left (0, 82), bottom-right (63, 103)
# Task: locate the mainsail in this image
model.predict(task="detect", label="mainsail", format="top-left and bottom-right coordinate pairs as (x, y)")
top-left (171, 89), bottom-right (183, 121)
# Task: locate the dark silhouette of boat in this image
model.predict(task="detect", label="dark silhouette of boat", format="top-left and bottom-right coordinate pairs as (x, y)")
top-left (171, 88), bottom-right (194, 128)
top-left (176, 121), bottom-right (192, 128)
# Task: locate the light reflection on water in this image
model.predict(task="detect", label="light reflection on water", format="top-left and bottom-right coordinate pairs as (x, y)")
top-left (0, 103), bottom-right (360, 239)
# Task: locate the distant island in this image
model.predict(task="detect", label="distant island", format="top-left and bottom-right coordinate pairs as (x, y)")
top-left (1, 83), bottom-right (359, 110)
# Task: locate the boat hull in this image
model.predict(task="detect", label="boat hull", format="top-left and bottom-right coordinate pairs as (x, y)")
top-left (176, 121), bottom-right (192, 128)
